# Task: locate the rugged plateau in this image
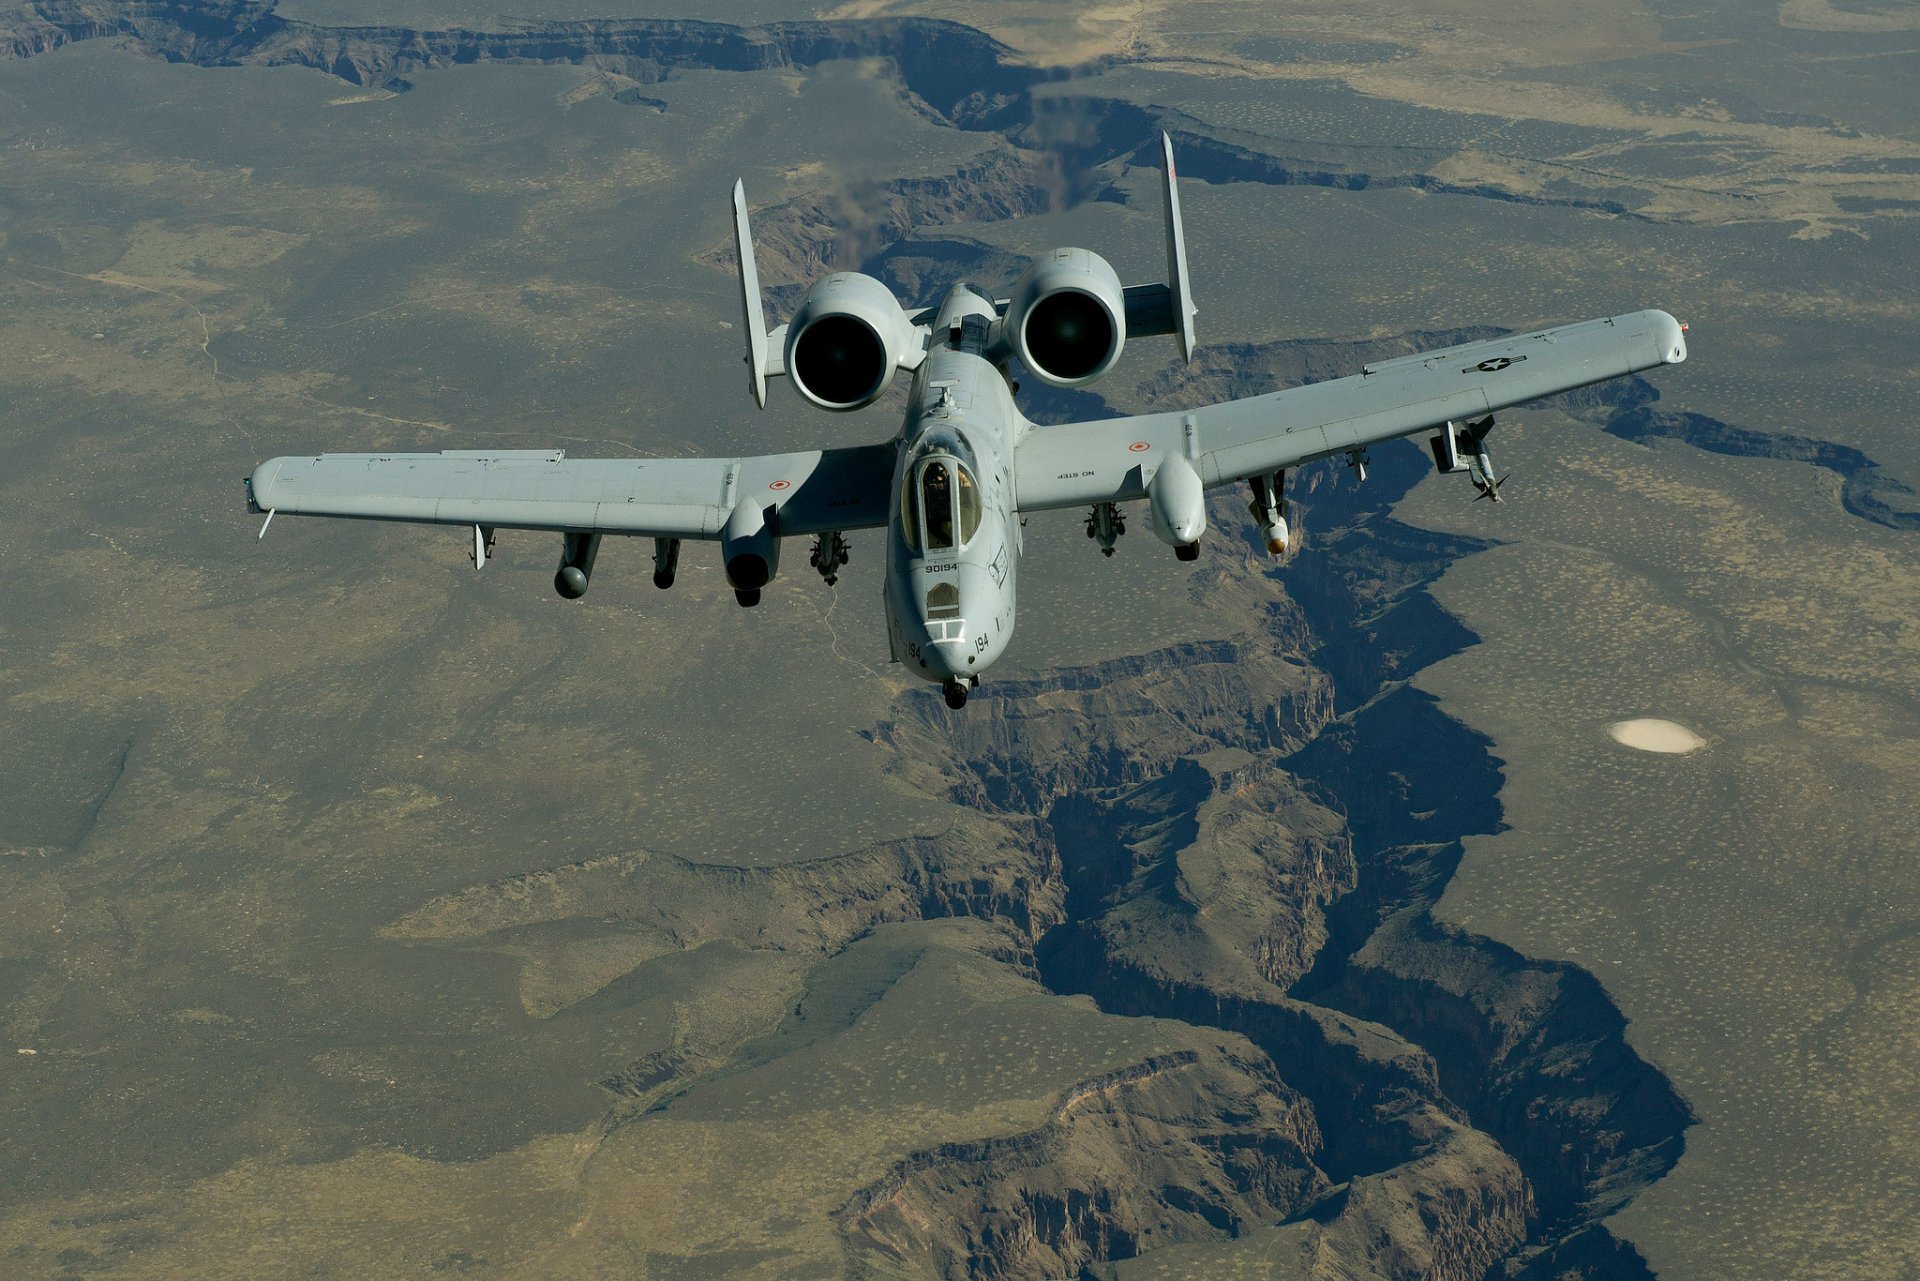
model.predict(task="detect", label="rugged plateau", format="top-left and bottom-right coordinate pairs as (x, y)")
top-left (0, 5), bottom-right (1730, 1277)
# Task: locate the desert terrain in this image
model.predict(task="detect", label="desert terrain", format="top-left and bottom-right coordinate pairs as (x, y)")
top-left (1, 2), bottom-right (1916, 1277)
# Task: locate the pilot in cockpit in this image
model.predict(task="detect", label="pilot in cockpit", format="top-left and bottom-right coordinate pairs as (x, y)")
top-left (923, 463), bottom-right (954, 548)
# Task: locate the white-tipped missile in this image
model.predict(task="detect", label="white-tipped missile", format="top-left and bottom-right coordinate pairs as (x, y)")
top-left (1248, 470), bottom-right (1290, 555)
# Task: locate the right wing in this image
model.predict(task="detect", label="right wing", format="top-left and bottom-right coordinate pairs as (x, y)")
top-left (247, 443), bottom-right (897, 539)
top-left (1015, 308), bottom-right (1688, 511)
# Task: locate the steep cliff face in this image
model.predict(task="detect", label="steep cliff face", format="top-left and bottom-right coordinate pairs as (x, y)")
top-left (879, 636), bottom-right (1333, 814)
top-left (1285, 686), bottom-right (1691, 1242)
top-left (9, 0), bottom-right (1043, 126)
top-left (839, 1049), bottom-right (1327, 1281)
top-left (863, 412), bottom-right (1688, 1277)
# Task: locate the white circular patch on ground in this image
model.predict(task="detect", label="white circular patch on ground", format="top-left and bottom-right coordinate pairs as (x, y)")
top-left (1607, 719), bottom-right (1706, 754)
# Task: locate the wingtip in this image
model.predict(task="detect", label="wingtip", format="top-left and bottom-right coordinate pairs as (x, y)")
top-left (247, 459), bottom-right (283, 511)
top-left (1649, 308), bottom-right (1688, 365)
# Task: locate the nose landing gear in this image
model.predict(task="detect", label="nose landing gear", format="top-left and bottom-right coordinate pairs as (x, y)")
top-left (940, 674), bottom-right (979, 710)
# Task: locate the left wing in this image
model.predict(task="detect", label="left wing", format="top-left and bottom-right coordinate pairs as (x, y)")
top-left (1015, 309), bottom-right (1688, 511)
top-left (247, 444), bottom-right (896, 539)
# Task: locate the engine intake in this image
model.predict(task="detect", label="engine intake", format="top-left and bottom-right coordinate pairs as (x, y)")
top-left (784, 272), bottom-right (916, 411)
top-left (1006, 248), bottom-right (1126, 388)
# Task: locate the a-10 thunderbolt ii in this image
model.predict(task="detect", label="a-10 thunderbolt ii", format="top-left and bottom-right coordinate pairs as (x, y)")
top-left (247, 135), bottom-right (1688, 710)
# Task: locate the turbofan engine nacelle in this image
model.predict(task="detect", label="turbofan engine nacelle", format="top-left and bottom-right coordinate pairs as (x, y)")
top-left (1006, 248), bottom-right (1126, 388)
top-left (721, 499), bottom-right (781, 592)
top-left (784, 272), bottom-right (916, 411)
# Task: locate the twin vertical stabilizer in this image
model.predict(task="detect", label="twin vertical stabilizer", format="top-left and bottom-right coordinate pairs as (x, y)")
top-left (732, 181), bottom-right (787, 410)
top-left (731, 129), bottom-right (1198, 410)
top-left (1117, 132), bottom-right (1198, 359)
top-left (1160, 131), bottom-right (1198, 363)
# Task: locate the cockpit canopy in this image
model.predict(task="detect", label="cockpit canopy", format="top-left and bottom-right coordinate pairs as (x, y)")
top-left (901, 455), bottom-right (982, 554)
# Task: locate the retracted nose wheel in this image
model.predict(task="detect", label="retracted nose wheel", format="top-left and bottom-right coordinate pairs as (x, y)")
top-left (942, 680), bottom-right (968, 710)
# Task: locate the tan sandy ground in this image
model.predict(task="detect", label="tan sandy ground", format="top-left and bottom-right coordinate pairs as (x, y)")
top-left (1608, 718), bottom-right (1709, 754)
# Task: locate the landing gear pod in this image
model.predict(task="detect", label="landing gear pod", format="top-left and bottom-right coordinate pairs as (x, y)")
top-left (1149, 452), bottom-right (1206, 552)
top-left (783, 272), bottom-right (919, 411)
top-left (721, 499), bottom-right (780, 603)
top-left (1006, 248), bottom-right (1126, 388)
top-left (554, 531), bottom-right (601, 599)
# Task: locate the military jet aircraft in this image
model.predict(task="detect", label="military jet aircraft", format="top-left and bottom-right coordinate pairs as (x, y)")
top-left (247, 135), bottom-right (1688, 709)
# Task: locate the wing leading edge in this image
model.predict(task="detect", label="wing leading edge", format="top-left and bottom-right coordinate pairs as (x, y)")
top-left (247, 443), bottom-right (897, 541)
top-left (1014, 308), bottom-right (1688, 512)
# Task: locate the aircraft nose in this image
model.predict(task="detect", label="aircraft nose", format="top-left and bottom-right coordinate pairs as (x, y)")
top-left (918, 640), bottom-right (969, 679)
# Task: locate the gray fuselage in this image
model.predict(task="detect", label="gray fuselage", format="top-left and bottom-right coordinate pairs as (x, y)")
top-left (884, 286), bottom-right (1021, 686)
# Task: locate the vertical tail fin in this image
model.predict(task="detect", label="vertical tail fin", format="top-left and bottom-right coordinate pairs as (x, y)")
top-left (1160, 132), bottom-right (1197, 363)
top-left (1120, 133), bottom-right (1200, 358)
top-left (733, 180), bottom-right (772, 410)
